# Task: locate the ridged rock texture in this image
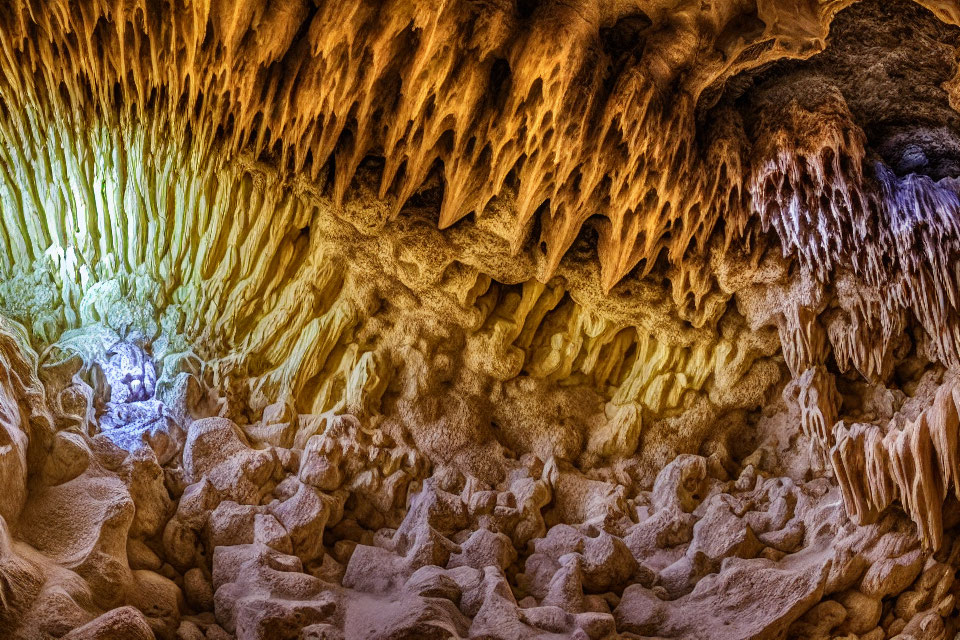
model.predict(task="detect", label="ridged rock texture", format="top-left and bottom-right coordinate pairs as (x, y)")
top-left (3, 0), bottom-right (960, 638)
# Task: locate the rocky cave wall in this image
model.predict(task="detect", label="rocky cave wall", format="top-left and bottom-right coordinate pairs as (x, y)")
top-left (1, 0), bottom-right (960, 639)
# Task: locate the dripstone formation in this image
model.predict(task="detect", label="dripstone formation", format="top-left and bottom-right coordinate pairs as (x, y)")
top-left (1, 0), bottom-right (960, 638)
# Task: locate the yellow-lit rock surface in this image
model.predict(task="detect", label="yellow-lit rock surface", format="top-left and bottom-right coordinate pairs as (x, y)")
top-left (2, 0), bottom-right (960, 638)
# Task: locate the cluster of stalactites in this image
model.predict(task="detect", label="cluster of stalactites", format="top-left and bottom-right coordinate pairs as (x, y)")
top-left (0, 0), bottom-right (840, 296)
top-left (7, 0), bottom-right (960, 350)
top-left (778, 304), bottom-right (838, 469)
top-left (831, 377), bottom-right (960, 550)
top-left (745, 76), bottom-right (960, 372)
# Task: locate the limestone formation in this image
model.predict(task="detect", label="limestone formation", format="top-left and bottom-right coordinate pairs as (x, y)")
top-left (1, 0), bottom-right (960, 638)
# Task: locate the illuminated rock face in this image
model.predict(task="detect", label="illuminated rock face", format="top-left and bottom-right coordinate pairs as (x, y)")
top-left (1, 0), bottom-right (960, 638)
